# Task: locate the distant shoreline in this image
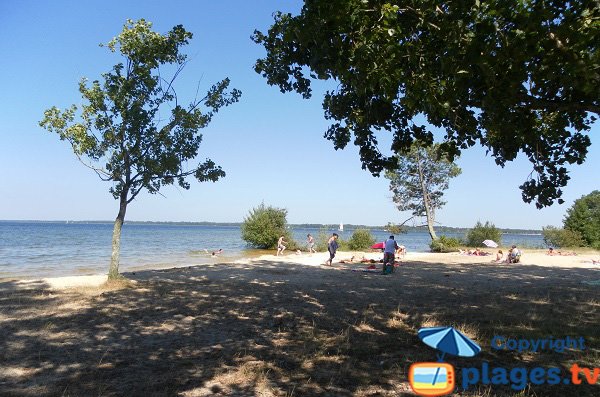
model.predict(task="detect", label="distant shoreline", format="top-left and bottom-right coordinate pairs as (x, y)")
top-left (0, 219), bottom-right (543, 234)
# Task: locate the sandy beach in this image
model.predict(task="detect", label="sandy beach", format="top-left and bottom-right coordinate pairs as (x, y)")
top-left (1, 250), bottom-right (599, 396)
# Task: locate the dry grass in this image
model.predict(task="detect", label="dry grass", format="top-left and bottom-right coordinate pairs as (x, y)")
top-left (0, 258), bottom-right (599, 396)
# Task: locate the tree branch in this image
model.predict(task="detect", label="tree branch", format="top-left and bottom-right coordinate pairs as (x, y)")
top-left (518, 92), bottom-right (600, 115)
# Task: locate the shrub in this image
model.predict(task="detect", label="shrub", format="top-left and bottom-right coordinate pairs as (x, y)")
top-left (465, 221), bottom-right (502, 247)
top-left (347, 229), bottom-right (376, 250)
top-left (315, 229), bottom-right (330, 252)
top-left (316, 229), bottom-right (342, 251)
top-left (542, 226), bottom-right (585, 248)
top-left (241, 203), bottom-right (295, 249)
top-left (430, 235), bottom-right (462, 253)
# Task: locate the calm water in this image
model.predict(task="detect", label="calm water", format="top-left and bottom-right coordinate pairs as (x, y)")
top-left (0, 221), bottom-right (544, 278)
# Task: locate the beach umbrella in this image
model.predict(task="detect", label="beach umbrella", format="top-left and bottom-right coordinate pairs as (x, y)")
top-left (371, 242), bottom-right (384, 249)
top-left (418, 326), bottom-right (481, 361)
top-left (482, 239), bottom-right (498, 248)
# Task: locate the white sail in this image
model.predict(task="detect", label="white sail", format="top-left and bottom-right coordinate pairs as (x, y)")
top-left (339, 223), bottom-right (344, 231)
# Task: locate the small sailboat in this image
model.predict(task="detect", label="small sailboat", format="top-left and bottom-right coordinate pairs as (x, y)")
top-left (339, 223), bottom-right (344, 231)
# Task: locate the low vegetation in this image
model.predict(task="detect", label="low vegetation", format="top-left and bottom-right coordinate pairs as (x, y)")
top-left (466, 221), bottom-right (502, 247)
top-left (430, 235), bottom-right (462, 253)
top-left (346, 229), bottom-right (376, 251)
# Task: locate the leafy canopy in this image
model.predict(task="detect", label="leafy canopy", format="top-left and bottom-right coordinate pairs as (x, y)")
top-left (386, 142), bottom-right (461, 220)
top-left (40, 19), bottom-right (241, 203)
top-left (253, 0), bottom-right (599, 208)
top-left (563, 190), bottom-right (600, 248)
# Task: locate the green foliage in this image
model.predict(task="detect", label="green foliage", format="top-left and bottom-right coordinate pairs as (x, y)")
top-left (347, 229), bottom-right (376, 250)
top-left (315, 229), bottom-right (331, 252)
top-left (253, 1), bottom-right (598, 208)
top-left (430, 235), bottom-right (462, 253)
top-left (385, 142), bottom-right (461, 240)
top-left (41, 19), bottom-right (241, 201)
top-left (542, 226), bottom-right (585, 248)
top-left (39, 19), bottom-right (241, 278)
top-left (316, 229), bottom-right (348, 251)
top-left (466, 221), bottom-right (502, 247)
top-left (563, 191), bottom-right (600, 249)
top-left (241, 204), bottom-right (294, 249)
top-left (385, 222), bottom-right (406, 235)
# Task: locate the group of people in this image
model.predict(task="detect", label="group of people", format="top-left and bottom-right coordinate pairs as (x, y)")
top-left (276, 233), bottom-right (317, 256)
top-left (459, 245), bottom-right (521, 264)
top-left (276, 233), bottom-right (404, 272)
top-left (461, 248), bottom-right (491, 256)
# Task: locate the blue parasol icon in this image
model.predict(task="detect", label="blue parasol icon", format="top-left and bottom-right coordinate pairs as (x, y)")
top-left (418, 326), bottom-right (481, 386)
top-left (418, 326), bottom-right (481, 361)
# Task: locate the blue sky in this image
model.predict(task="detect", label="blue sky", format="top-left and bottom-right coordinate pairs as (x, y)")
top-left (0, 0), bottom-right (598, 229)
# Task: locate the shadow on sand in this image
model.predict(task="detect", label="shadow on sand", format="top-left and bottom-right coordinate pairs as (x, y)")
top-left (0, 260), bottom-right (599, 396)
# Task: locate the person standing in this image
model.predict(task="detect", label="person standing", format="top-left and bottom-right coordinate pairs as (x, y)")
top-left (276, 236), bottom-right (287, 256)
top-left (325, 233), bottom-right (339, 266)
top-left (383, 235), bottom-right (399, 273)
top-left (307, 234), bottom-right (316, 253)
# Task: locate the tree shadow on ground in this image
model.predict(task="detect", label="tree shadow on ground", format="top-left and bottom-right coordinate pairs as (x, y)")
top-left (0, 260), bottom-right (599, 396)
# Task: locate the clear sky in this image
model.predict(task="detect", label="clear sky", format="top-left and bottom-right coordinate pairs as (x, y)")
top-left (0, 1), bottom-right (598, 229)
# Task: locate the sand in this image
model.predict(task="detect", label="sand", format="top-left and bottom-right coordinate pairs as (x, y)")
top-left (1, 250), bottom-right (599, 396)
top-left (10, 250), bottom-right (597, 291)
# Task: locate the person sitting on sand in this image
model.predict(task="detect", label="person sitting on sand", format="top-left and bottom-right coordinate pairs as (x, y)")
top-left (507, 245), bottom-right (521, 263)
top-left (547, 247), bottom-right (556, 255)
top-left (495, 250), bottom-right (504, 262)
top-left (276, 236), bottom-right (287, 256)
top-left (396, 245), bottom-right (406, 258)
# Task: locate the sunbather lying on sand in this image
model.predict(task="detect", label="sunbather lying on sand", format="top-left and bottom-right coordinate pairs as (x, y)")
top-left (547, 247), bottom-right (578, 256)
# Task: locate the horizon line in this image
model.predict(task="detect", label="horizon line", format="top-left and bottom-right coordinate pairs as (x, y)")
top-left (0, 219), bottom-right (543, 232)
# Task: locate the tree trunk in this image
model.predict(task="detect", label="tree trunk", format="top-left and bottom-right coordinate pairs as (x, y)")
top-left (108, 192), bottom-right (128, 279)
top-left (416, 151), bottom-right (438, 241)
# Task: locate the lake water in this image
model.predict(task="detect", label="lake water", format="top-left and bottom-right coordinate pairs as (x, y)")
top-left (0, 221), bottom-right (545, 278)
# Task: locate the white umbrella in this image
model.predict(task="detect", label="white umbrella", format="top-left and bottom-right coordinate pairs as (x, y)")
top-left (482, 240), bottom-right (498, 248)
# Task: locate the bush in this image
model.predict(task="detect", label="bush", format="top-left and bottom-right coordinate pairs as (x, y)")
top-left (542, 226), bottom-right (585, 248)
top-left (241, 203), bottom-right (295, 249)
top-left (347, 229), bottom-right (376, 250)
top-left (315, 229), bottom-right (330, 252)
top-left (430, 235), bottom-right (462, 253)
top-left (465, 221), bottom-right (502, 247)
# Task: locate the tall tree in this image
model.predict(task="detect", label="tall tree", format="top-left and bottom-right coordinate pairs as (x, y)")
top-left (40, 19), bottom-right (241, 279)
top-left (563, 190), bottom-right (600, 248)
top-left (253, 0), bottom-right (599, 208)
top-left (385, 143), bottom-right (461, 240)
